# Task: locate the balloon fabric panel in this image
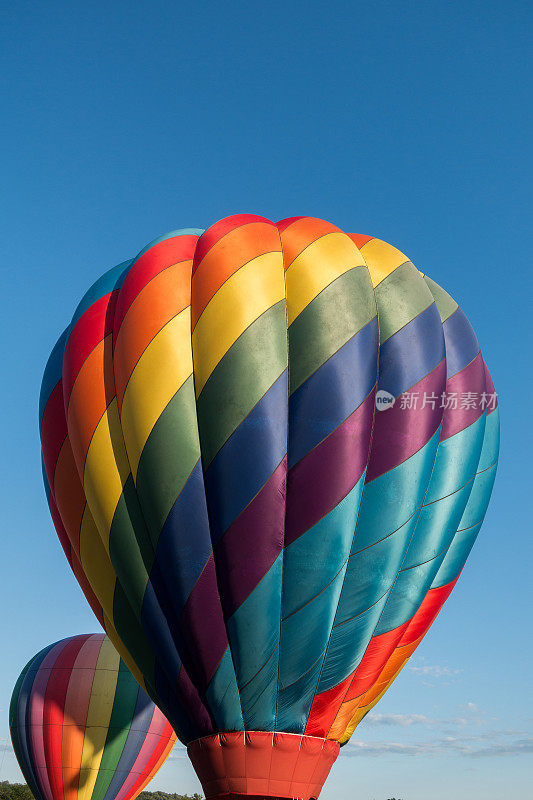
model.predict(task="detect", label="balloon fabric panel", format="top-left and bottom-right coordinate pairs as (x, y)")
top-left (39, 216), bottom-right (499, 752)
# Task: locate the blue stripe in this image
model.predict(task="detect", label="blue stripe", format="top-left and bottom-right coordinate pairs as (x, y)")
top-left (152, 461), bottom-right (213, 611)
top-left (39, 328), bottom-right (68, 427)
top-left (288, 318), bottom-right (377, 468)
top-left (131, 228), bottom-right (205, 263)
top-left (203, 371), bottom-right (288, 543)
top-left (16, 644), bottom-right (57, 800)
top-left (101, 688), bottom-right (154, 800)
top-left (70, 260), bottom-right (132, 328)
top-left (41, 456), bottom-right (51, 506)
top-left (443, 308), bottom-right (480, 377)
top-left (378, 303), bottom-right (445, 398)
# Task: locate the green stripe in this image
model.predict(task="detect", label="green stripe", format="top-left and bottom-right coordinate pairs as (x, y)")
top-left (112, 584), bottom-right (156, 690)
top-left (109, 476), bottom-right (154, 616)
top-left (374, 262), bottom-right (434, 343)
top-left (90, 664), bottom-right (140, 800)
top-left (196, 300), bottom-right (288, 467)
top-left (288, 266), bottom-right (376, 395)
top-left (135, 375), bottom-right (201, 540)
top-left (423, 275), bottom-right (458, 322)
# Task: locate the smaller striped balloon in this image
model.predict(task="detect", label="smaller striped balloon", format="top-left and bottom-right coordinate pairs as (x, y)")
top-left (9, 634), bottom-right (177, 800)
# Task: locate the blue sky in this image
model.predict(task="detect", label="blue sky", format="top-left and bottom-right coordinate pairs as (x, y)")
top-left (1, 2), bottom-right (531, 798)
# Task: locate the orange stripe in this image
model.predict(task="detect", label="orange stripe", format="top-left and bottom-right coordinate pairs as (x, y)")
top-left (53, 439), bottom-right (85, 553)
top-left (277, 217), bottom-right (343, 270)
top-left (191, 220), bottom-right (281, 328)
top-left (192, 213), bottom-right (269, 270)
top-left (61, 636), bottom-right (103, 800)
top-left (114, 260), bottom-right (193, 408)
top-left (67, 336), bottom-right (112, 467)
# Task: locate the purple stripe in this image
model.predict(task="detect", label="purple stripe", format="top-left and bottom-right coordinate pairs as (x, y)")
top-left (215, 458), bottom-right (287, 618)
top-left (366, 360), bottom-right (446, 483)
top-left (441, 352), bottom-right (486, 440)
top-left (175, 665), bottom-right (214, 735)
top-left (180, 554), bottom-right (229, 688)
top-left (285, 390), bottom-right (375, 546)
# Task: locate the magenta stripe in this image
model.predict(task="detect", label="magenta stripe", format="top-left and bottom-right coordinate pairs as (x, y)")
top-left (285, 390), bottom-right (375, 546)
top-left (441, 352), bottom-right (486, 440)
top-left (112, 710), bottom-right (163, 800)
top-left (180, 554), bottom-right (229, 690)
top-left (28, 641), bottom-right (67, 800)
top-left (215, 458), bottom-right (286, 618)
top-left (366, 360), bottom-right (446, 483)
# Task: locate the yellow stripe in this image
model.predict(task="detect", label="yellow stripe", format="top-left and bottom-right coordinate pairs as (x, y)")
top-left (83, 399), bottom-right (130, 544)
top-left (338, 661), bottom-right (409, 744)
top-left (192, 251), bottom-right (285, 396)
top-left (79, 507), bottom-right (115, 603)
top-left (285, 233), bottom-right (365, 326)
top-left (102, 619), bottom-right (147, 693)
top-left (120, 308), bottom-right (193, 478)
top-left (77, 638), bottom-right (120, 800)
top-left (359, 238), bottom-right (409, 287)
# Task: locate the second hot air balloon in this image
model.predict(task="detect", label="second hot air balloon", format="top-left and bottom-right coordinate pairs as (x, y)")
top-left (39, 215), bottom-right (499, 800)
top-left (10, 634), bottom-right (176, 800)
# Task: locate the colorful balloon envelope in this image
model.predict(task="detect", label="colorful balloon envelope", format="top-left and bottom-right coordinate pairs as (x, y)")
top-left (40, 216), bottom-right (499, 800)
top-left (9, 635), bottom-right (176, 800)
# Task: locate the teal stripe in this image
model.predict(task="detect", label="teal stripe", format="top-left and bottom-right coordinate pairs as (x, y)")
top-left (205, 646), bottom-right (244, 731)
top-left (226, 553), bottom-right (283, 729)
top-left (352, 429), bottom-right (441, 553)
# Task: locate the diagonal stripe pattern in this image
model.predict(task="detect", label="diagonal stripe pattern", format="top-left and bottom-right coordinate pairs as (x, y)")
top-left (39, 216), bottom-right (499, 750)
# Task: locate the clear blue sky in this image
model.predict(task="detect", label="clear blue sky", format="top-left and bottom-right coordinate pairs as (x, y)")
top-left (1, 2), bottom-right (531, 798)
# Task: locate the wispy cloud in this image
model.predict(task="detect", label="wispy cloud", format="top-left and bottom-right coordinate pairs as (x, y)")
top-left (345, 704), bottom-right (532, 759)
top-left (408, 664), bottom-right (462, 679)
top-left (364, 713), bottom-right (436, 728)
top-left (344, 733), bottom-right (533, 759)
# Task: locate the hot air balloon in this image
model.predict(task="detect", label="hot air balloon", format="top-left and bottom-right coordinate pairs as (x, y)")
top-left (39, 216), bottom-right (499, 800)
top-left (9, 634), bottom-right (176, 800)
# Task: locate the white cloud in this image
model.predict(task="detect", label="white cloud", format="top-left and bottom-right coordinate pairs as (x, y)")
top-left (364, 714), bottom-right (436, 728)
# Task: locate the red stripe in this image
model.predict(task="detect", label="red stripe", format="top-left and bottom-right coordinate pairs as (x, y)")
top-left (113, 234), bottom-right (199, 344)
top-left (275, 216), bottom-right (304, 233)
top-left (399, 577), bottom-right (458, 647)
top-left (348, 233), bottom-right (374, 249)
top-left (120, 720), bottom-right (175, 800)
top-left (344, 621), bottom-right (411, 701)
top-left (63, 292), bottom-right (116, 402)
top-left (192, 214), bottom-right (270, 274)
top-left (49, 494), bottom-right (73, 567)
top-left (42, 636), bottom-right (91, 800)
top-left (41, 382), bottom-right (67, 486)
top-left (305, 671), bottom-right (354, 737)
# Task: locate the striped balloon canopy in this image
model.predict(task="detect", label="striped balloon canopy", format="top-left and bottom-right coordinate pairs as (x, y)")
top-left (40, 215), bottom-right (499, 800)
top-left (9, 635), bottom-right (176, 800)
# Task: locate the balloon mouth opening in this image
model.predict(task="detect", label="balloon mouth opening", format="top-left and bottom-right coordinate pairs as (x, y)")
top-left (187, 731), bottom-right (339, 800)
